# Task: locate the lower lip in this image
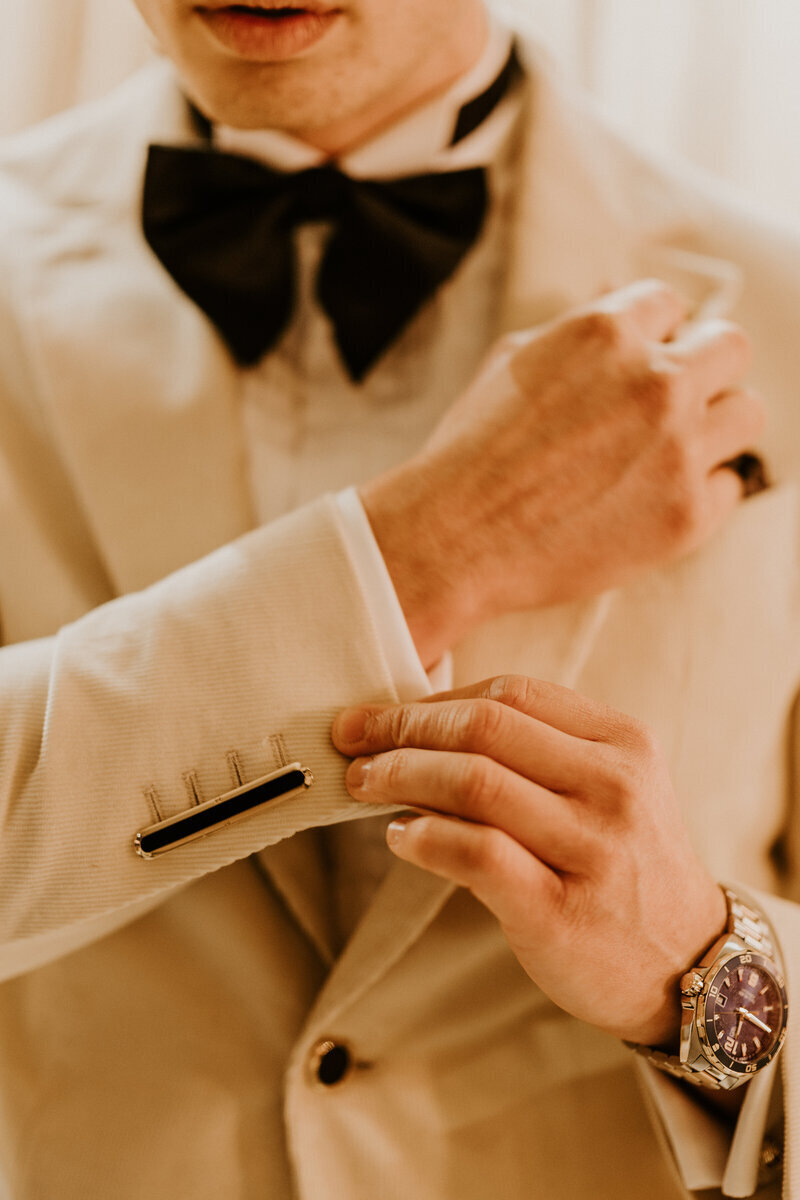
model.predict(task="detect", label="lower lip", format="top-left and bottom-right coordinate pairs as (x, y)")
top-left (197, 7), bottom-right (340, 61)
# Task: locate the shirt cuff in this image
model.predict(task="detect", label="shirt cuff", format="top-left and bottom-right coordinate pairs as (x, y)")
top-left (636, 1057), bottom-right (779, 1196)
top-left (334, 487), bottom-right (452, 700)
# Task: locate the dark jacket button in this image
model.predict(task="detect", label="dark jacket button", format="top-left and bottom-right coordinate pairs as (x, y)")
top-left (311, 1039), bottom-right (352, 1087)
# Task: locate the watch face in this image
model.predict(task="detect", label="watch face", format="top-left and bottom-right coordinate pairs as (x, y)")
top-left (700, 951), bottom-right (788, 1075)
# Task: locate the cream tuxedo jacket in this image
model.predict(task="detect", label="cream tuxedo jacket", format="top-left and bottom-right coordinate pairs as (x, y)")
top-left (0, 38), bottom-right (800, 1200)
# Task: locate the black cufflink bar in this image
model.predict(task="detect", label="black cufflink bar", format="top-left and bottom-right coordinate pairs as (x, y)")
top-left (134, 761), bottom-right (313, 859)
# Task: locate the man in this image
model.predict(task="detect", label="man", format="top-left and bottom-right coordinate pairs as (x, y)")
top-left (0, 0), bottom-right (797, 1196)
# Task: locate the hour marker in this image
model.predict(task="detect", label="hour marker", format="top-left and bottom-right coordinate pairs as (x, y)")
top-left (754, 1037), bottom-right (762, 1051)
top-left (760, 986), bottom-right (769, 995)
top-left (742, 1042), bottom-right (748, 1055)
top-left (723, 978), bottom-right (731, 988)
top-left (738, 968), bottom-right (744, 982)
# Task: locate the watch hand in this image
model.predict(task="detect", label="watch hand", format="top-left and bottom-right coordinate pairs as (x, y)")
top-left (736, 1007), bottom-right (772, 1035)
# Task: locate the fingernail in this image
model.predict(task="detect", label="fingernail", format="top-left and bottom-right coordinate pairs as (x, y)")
top-left (386, 815), bottom-right (420, 845)
top-left (347, 757), bottom-right (372, 792)
top-left (334, 708), bottom-right (368, 745)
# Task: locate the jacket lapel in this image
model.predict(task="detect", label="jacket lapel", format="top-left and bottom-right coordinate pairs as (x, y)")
top-left (24, 61), bottom-right (254, 595)
top-left (300, 861), bottom-right (456, 1033)
top-left (501, 42), bottom-right (743, 331)
top-left (255, 831), bottom-right (340, 967)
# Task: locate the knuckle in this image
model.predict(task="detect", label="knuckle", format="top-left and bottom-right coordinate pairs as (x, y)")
top-left (455, 699), bottom-right (506, 750)
top-left (653, 435), bottom-right (705, 543)
top-left (597, 754), bottom-right (638, 808)
top-left (460, 825), bottom-right (513, 879)
top-left (596, 718), bottom-right (661, 806)
top-left (661, 478), bottom-right (704, 546)
top-left (642, 278), bottom-right (682, 308)
top-left (457, 753), bottom-right (499, 817)
top-left (388, 705), bottom-right (416, 748)
top-left (381, 747), bottom-right (412, 790)
top-left (659, 426), bottom-right (691, 472)
top-left (625, 717), bottom-right (663, 762)
top-left (487, 673), bottom-right (537, 713)
top-left (631, 363), bottom-right (681, 425)
top-left (717, 319), bottom-right (752, 362)
top-left (568, 309), bottom-right (626, 352)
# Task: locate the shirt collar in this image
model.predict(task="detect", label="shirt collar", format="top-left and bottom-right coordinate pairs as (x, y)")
top-left (214, 16), bottom-right (519, 178)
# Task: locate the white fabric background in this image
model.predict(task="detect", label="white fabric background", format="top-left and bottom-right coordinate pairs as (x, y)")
top-left (1, 0), bottom-right (799, 226)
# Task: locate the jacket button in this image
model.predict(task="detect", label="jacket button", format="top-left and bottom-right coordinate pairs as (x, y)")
top-left (310, 1039), bottom-right (352, 1087)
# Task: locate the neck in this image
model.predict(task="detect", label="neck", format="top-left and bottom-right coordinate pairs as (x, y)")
top-left (297, 6), bottom-right (490, 155)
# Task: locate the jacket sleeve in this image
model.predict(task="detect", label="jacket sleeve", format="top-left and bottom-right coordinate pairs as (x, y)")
top-left (0, 492), bottom-right (424, 982)
top-left (759, 864), bottom-right (800, 1197)
top-left (634, 893), bottom-right (796, 1199)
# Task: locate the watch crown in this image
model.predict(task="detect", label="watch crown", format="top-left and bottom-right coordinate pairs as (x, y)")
top-left (679, 971), bottom-right (704, 997)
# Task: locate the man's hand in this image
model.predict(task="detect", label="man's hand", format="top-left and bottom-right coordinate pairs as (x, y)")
top-left (360, 280), bottom-right (764, 667)
top-left (332, 674), bottom-right (727, 1048)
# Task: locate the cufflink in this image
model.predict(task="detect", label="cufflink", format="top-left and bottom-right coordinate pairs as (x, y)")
top-left (134, 761), bottom-right (313, 859)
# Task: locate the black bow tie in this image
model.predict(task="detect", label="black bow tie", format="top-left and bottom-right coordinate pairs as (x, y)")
top-left (142, 48), bottom-right (520, 381)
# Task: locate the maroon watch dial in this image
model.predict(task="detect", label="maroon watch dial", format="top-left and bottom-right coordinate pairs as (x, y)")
top-left (701, 952), bottom-right (787, 1074)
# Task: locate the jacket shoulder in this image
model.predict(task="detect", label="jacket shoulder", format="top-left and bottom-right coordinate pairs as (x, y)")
top-left (526, 40), bottom-right (800, 306)
top-left (0, 59), bottom-right (190, 230)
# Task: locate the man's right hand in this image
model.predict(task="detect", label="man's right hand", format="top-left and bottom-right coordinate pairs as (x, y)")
top-left (359, 279), bottom-right (765, 667)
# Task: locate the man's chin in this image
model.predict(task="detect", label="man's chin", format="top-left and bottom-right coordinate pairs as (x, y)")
top-left (173, 17), bottom-right (356, 133)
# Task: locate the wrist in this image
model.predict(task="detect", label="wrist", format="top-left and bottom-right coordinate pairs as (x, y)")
top-left (359, 464), bottom-right (485, 668)
top-left (627, 886), bottom-right (788, 1091)
top-left (633, 883), bottom-right (728, 1049)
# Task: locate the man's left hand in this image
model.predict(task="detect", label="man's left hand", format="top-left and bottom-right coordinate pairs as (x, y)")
top-left (332, 675), bottom-right (726, 1048)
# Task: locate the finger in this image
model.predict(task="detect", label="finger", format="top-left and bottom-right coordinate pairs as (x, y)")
top-left (694, 467), bottom-right (746, 543)
top-left (430, 675), bottom-right (635, 744)
top-left (333, 696), bottom-right (599, 793)
top-left (665, 318), bottom-right (752, 401)
top-left (701, 388), bottom-right (766, 469)
top-left (345, 747), bottom-right (594, 869)
top-left (334, 676), bottom-right (633, 750)
top-left (385, 813), bottom-right (561, 933)
top-left (594, 278), bottom-right (687, 343)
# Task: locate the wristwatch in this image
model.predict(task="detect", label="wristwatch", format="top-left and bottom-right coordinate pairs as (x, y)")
top-left (629, 886), bottom-right (788, 1090)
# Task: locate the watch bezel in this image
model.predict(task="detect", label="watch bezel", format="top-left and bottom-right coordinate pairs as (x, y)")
top-left (695, 949), bottom-right (788, 1077)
